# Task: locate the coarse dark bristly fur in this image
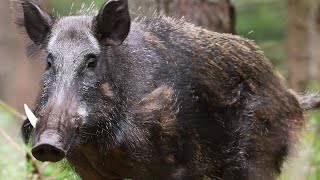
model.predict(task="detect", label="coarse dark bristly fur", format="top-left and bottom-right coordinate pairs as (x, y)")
top-left (13, 0), bottom-right (320, 179)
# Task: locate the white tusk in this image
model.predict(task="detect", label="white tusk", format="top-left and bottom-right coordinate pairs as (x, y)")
top-left (24, 104), bottom-right (38, 128)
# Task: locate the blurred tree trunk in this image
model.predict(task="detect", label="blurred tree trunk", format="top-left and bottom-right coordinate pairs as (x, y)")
top-left (0, 0), bottom-right (43, 112)
top-left (154, 0), bottom-right (235, 33)
top-left (287, 0), bottom-right (320, 91)
top-left (310, 3), bottom-right (320, 84)
top-left (0, 0), bottom-right (15, 102)
top-left (132, 0), bottom-right (235, 33)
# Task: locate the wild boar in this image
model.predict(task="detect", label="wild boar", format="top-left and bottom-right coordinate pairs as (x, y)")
top-left (14, 0), bottom-right (320, 179)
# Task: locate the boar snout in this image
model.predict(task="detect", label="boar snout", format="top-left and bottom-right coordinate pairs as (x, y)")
top-left (32, 130), bottom-right (66, 162)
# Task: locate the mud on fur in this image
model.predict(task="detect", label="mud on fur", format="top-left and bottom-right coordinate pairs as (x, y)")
top-left (13, 0), bottom-right (320, 179)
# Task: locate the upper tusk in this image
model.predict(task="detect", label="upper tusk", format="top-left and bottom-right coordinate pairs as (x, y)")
top-left (24, 104), bottom-right (38, 128)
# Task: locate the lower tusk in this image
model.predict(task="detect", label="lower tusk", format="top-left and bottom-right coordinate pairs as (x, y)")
top-left (24, 104), bottom-right (38, 128)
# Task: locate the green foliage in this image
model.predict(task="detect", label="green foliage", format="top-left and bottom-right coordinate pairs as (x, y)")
top-left (305, 83), bottom-right (320, 179)
top-left (0, 105), bottom-right (79, 179)
top-left (48, 0), bottom-right (106, 16)
top-left (41, 161), bottom-right (79, 180)
top-left (0, 109), bottom-right (27, 180)
top-left (236, 0), bottom-right (286, 42)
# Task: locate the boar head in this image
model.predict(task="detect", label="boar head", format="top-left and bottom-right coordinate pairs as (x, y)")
top-left (18, 0), bottom-right (130, 162)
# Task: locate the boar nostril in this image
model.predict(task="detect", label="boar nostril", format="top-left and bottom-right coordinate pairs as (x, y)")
top-left (32, 144), bottom-right (66, 162)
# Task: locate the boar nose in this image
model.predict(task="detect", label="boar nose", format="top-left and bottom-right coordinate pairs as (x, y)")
top-left (32, 131), bottom-right (66, 162)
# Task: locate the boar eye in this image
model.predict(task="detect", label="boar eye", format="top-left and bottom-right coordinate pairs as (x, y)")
top-left (86, 54), bottom-right (98, 70)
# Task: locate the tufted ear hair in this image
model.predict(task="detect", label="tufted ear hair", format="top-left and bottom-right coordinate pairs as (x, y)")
top-left (12, 0), bottom-right (53, 56)
top-left (93, 0), bottom-right (131, 46)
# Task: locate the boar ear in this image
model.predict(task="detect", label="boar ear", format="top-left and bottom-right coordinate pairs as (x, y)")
top-left (19, 0), bottom-right (53, 45)
top-left (93, 0), bottom-right (130, 46)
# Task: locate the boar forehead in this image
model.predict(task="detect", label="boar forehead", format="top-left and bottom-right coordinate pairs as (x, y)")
top-left (47, 16), bottom-right (100, 72)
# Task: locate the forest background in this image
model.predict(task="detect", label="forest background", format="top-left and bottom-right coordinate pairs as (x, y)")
top-left (0, 0), bottom-right (319, 179)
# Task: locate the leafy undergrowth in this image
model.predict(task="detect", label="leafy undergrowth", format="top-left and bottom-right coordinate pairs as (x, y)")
top-left (0, 104), bottom-right (78, 180)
